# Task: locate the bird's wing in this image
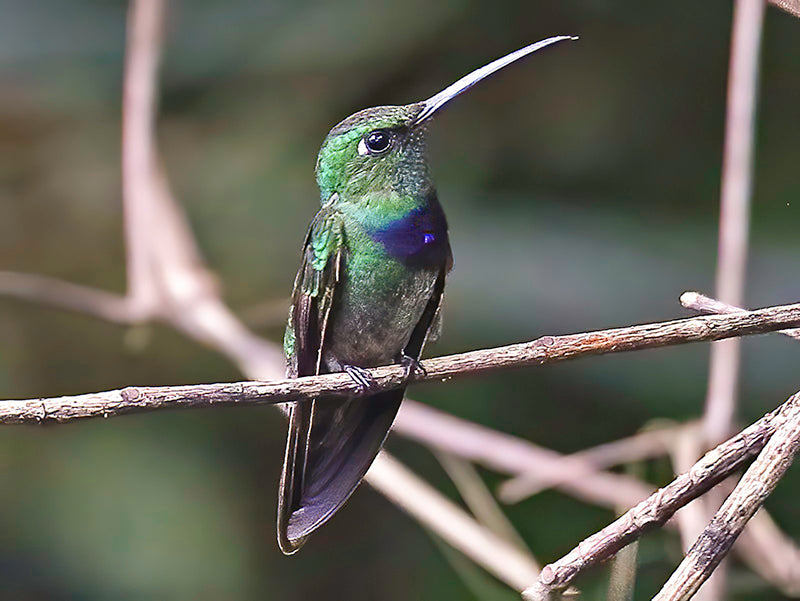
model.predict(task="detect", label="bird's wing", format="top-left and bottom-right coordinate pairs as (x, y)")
top-left (279, 207), bottom-right (345, 553)
top-left (283, 208), bottom-right (344, 380)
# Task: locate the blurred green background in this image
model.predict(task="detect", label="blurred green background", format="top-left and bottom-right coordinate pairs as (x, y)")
top-left (1, 1), bottom-right (799, 599)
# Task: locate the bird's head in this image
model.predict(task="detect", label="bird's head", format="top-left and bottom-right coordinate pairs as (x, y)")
top-left (315, 35), bottom-right (577, 205)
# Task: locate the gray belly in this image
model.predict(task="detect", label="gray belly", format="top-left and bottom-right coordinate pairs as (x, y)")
top-left (323, 265), bottom-right (439, 369)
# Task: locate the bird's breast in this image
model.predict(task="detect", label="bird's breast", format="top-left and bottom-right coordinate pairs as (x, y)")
top-left (321, 195), bottom-right (450, 368)
top-left (324, 254), bottom-right (440, 368)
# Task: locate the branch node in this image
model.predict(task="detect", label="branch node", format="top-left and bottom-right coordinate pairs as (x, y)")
top-left (120, 387), bottom-right (141, 402)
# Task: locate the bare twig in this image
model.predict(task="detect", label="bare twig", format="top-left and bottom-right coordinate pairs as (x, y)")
top-left (682, 4), bottom-right (767, 594)
top-left (521, 391), bottom-right (800, 600)
top-left (670, 430), bottom-right (716, 554)
top-left (607, 462), bottom-right (645, 601)
top-left (122, 0), bottom-right (165, 317)
top-left (607, 541), bottom-right (638, 601)
top-left (436, 451), bottom-right (536, 562)
top-left (703, 0), bottom-right (765, 446)
top-left (0, 272), bottom-right (136, 323)
top-left (653, 393), bottom-right (800, 601)
top-left (498, 423), bottom-right (684, 503)
top-left (4, 302), bottom-right (800, 424)
top-left (397, 401), bottom-right (654, 511)
top-left (681, 291), bottom-right (800, 340)
top-left (683, 294), bottom-right (800, 594)
top-left (735, 509), bottom-right (800, 596)
top-left (367, 453), bottom-right (540, 592)
top-left (669, 430), bottom-right (728, 601)
top-left (769, 0), bottom-right (800, 18)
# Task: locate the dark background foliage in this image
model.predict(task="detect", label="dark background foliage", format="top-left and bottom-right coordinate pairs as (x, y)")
top-left (1, 1), bottom-right (798, 599)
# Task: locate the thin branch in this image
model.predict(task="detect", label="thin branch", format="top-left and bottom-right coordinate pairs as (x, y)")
top-left (4, 301), bottom-right (800, 424)
top-left (397, 401), bottom-right (655, 512)
top-left (769, 0), bottom-right (800, 17)
top-left (367, 453), bottom-right (540, 592)
top-left (734, 508), bottom-right (800, 595)
top-left (122, 0), bottom-right (165, 315)
top-left (669, 430), bottom-right (728, 601)
top-left (684, 289), bottom-right (800, 592)
top-left (0, 271), bottom-right (137, 323)
top-left (436, 451), bottom-right (537, 563)
top-left (681, 291), bottom-right (800, 340)
top-left (671, 430), bottom-right (716, 553)
top-left (520, 391), bottom-right (800, 600)
top-left (607, 463), bottom-right (646, 601)
top-left (498, 423), bottom-right (684, 503)
top-left (703, 0), bottom-right (765, 445)
top-left (653, 392), bottom-right (800, 601)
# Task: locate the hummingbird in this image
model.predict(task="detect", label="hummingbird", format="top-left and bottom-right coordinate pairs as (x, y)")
top-left (278, 35), bottom-right (577, 554)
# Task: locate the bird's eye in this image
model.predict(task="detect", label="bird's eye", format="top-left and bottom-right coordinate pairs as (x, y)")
top-left (363, 130), bottom-right (392, 154)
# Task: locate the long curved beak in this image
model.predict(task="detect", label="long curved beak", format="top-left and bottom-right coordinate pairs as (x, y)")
top-left (412, 35), bottom-right (578, 126)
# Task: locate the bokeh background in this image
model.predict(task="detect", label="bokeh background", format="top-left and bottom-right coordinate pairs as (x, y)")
top-left (1, 1), bottom-right (799, 599)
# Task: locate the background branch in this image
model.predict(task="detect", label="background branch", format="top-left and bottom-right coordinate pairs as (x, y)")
top-left (703, 0), bottom-right (764, 449)
top-left (498, 422), bottom-right (684, 503)
top-left (367, 453), bottom-right (541, 593)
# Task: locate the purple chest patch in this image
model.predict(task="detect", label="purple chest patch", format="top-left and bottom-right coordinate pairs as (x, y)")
top-left (368, 198), bottom-right (449, 265)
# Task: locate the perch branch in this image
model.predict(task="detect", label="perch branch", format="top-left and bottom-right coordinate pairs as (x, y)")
top-left (520, 391), bottom-right (800, 600)
top-left (4, 301), bottom-right (800, 424)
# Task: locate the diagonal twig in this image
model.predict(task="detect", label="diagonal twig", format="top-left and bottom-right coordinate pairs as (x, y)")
top-left (498, 422), bottom-right (684, 503)
top-left (653, 392), bottom-right (800, 600)
top-left (520, 391), bottom-right (800, 600)
top-left (367, 453), bottom-right (540, 592)
top-left (397, 400), bottom-right (654, 509)
top-left (436, 451), bottom-right (537, 562)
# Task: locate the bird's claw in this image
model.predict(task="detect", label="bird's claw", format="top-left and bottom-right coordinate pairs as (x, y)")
top-left (398, 353), bottom-right (427, 381)
top-left (343, 364), bottom-right (378, 394)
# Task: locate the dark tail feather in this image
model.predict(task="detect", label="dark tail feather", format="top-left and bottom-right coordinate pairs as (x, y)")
top-left (277, 389), bottom-right (404, 554)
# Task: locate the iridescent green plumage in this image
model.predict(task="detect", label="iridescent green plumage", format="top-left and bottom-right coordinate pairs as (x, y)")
top-left (278, 36), bottom-right (577, 554)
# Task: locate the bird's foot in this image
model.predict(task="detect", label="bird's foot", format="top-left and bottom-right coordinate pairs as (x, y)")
top-left (343, 364), bottom-right (378, 394)
top-left (398, 353), bottom-right (427, 381)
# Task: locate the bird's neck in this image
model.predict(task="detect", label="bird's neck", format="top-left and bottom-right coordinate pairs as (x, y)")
top-left (341, 189), bottom-right (449, 266)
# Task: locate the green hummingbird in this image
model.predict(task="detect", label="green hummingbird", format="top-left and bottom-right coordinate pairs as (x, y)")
top-left (278, 35), bottom-right (577, 554)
